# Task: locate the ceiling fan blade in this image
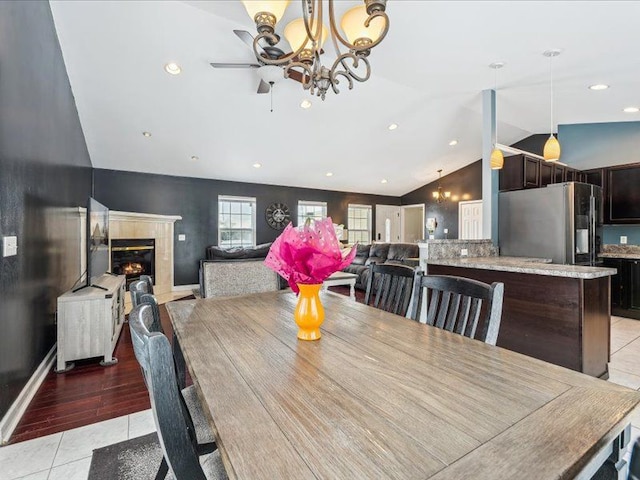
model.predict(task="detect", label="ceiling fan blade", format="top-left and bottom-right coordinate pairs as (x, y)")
top-left (286, 69), bottom-right (307, 85)
top-left (257, 80), bottom-right (270, 94)
top-left (233, 29), bottom-right (267, 56)
top-left (210, 62), bottom-right (261, 69)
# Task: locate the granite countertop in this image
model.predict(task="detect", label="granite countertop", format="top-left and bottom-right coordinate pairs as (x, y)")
top-left (599, 253), bottom-right (640, 260)
top-left (427, 256), bottom-right (617, 279)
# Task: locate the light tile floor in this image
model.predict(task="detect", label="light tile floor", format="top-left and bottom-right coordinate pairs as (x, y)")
top-left (0, 410), bottom-right (155, 480)
top-left (2, 316), bottom-right (640, 479)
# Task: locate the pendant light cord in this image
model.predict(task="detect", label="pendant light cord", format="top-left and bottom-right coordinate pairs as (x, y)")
top-left (549, 54), bottom-right (554, 136)
top-left (494, 67), bottom-right (498, 145)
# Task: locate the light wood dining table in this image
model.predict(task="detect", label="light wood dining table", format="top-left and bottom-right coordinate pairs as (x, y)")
top-left (167, 290), bottom-right (640, 480)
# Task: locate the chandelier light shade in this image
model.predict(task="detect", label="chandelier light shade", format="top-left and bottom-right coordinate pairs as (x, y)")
top-left (490, 148), bottom-right (505, 170)
top-left (284, 18), bottom-right (328, 53)
top-left (432, 170), bottom-right (451, 203)
top-left (340, 5), bottom-right (386, 46)
top-left (543, 49), bottom-right (562, 162)
top-left (241, 0), bottom-right (390, 100)
top-left (241, 1), bottom-right (291, 32)
top-left (543, 135), bottom-right (561, 162)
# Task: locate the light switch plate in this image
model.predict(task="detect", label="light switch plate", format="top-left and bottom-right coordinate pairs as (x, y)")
top-left (3, 236), bottom-right (18, 257)
top-left (178, 234), bottom-right (186, 241)
top-left (444, 228), bottom-right (449, 234)
top-left (461, 248), bottom-right (468, 256)
top-left (621, 236), bottom-right (628, 244)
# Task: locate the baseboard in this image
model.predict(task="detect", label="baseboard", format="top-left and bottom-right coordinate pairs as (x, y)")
top-left (0, 345), bottom-right (57, 445)
top-left (172, 284), bottom-right (198, 292)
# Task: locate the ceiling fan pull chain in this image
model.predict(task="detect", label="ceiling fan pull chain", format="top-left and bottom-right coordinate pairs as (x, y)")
top-left (270, 82), bottom-right (274, 113)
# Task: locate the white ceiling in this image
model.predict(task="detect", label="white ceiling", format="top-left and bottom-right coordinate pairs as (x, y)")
top-left (50, 1), bottom-right (640, 196)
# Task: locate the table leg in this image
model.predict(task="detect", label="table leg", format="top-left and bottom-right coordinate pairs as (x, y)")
top-left (349, 281), bottom-right (355, 301)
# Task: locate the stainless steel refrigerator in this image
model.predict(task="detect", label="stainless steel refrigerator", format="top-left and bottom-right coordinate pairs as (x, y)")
top-left (498, 182), bottom-right (603, 265)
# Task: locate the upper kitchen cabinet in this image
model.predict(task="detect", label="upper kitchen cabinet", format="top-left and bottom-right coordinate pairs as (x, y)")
top-left (499, 154), bottom-right (540, 191)
top-left (539, 161), bottom-right (554, 187)
top-left (607, 163), bottom-right (640, 223)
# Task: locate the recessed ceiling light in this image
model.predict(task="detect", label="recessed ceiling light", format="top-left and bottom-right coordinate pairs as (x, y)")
top-left (164, 62), bottom-right (182, 75)
top-left (191, 155), bottom-right (199, 161)
top-left (326, 172), bottom-right (333, 177)
top-left (449, 140), bottom-right (458, 146)
top-left (623, 107), bottom-right (639, 113)
top-left (300, 99), bottom-right (312, 109)
top-left (588, 84), bottom-right (609, 91)
top-left (381, 179), bottom-right (388, 184)
top-left (142, 131), bottom-right (152, 137)
top-left (388, 123), bottom-right (398, 131)
top-left (253, 163), bottom-right (262, 168)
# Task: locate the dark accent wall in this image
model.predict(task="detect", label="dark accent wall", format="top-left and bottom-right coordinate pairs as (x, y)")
top-left (401, 161), bottom-right (483, 239)
top-left (0, 2), bottom-right (93, 418)
top-left (93, 169), bottom-right (400, 285)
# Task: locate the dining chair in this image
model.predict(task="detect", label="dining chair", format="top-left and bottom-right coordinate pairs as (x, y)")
top-left (364, 263), bottom-right (418, 317)
top-left (129, 279), bottom-right (149, 308)
top-left (630, 438), bottom-right (640, 480)
top-left (129, 304), bottom-right (226, 480)
top-left (409, 273), bottom-right (504, 346)
top-left (140, 274), bottom-right (154, 295)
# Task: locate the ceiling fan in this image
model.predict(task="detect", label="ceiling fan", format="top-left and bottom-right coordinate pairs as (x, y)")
top-left (210, 30), bottom-right (304, 94)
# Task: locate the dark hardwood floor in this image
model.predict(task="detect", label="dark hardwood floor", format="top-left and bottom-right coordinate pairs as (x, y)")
top-left (9, 287), bottom-right (360, 444)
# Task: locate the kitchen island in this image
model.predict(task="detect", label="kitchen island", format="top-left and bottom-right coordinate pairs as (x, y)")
top-left (427, 256), bottom-right (616, 378)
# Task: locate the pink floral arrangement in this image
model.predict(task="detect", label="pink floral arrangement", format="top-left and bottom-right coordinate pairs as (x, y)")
top-left (264, 217), bottom-right (357, 293)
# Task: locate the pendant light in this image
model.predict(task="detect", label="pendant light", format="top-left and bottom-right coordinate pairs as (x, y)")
top-left (543, 49), bottom-right (562, 162)
top-left (489, 62), bottom-right (505, 170)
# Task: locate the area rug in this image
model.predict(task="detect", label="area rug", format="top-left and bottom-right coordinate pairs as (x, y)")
top-left (89, 433), bottom-right (163, 480)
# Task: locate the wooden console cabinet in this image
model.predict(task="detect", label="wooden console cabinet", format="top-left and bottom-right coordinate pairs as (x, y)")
top-left (56, 274), bottom-right (126, 372)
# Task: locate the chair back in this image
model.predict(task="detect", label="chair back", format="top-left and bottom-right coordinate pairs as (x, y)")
top-left (630, 438), bottom-right (640, 480)
top-left (129, 305), bottom-right (206, 479)
top-left (364, 264), bottom-right (417, 316)
top-left (129, 280), bottom-right (149, 307)
top-left (410, 274), bottom-right (504, 345)
top-left (140, 274), bottom-right (154, 295)
top-left (139, 293), bottom-right (163, 333)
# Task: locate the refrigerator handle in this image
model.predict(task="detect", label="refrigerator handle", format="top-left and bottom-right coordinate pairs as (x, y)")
top-left (590, 194), bottom-right (596, 266)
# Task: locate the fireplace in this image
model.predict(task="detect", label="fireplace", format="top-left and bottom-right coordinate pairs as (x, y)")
top-left (111, 239), bottom-right (155, 289)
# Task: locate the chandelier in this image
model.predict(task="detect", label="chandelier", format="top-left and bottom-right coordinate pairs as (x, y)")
top-left (240, 0), bottom-right (390, 100)
top-left (432, 170), bottom-right (451, 203)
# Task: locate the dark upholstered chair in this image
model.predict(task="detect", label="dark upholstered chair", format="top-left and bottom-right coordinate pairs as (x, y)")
top-left (409, 274), bottom-right (504, 345)
top-left (630, 438), bottom-right (640, 480)
top-left (129, 280), bottom-right (149, 308)
top-left (140, 274), bottom-right (154, 295)
top-left (364, 264), bottom-right (418, 317)
top-left (129, 305), bottom-right (226, 480)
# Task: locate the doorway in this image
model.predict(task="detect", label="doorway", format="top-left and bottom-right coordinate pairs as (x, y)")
top-left (401, 204), bottom-right (425, 243)
top-left (375, 205), bottom-right (401, 242)
top-left (459, 200), bottom-right (483, 240)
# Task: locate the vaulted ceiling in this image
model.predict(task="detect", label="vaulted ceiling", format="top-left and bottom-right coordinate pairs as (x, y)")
top-left (50, 1), bottom-right (640, 196)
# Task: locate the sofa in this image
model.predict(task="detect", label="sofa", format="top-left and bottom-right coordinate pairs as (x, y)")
top-left (200, 243), bottom-right (287, 298)
top-left (343, 242), bottom-right (420, 290)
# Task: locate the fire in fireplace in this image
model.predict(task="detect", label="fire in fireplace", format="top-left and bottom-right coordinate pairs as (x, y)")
top-left (111, 239), bottom-right (155, 289)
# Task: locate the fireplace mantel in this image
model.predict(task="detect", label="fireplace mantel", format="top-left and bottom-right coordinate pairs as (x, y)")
top-left (109, 211), bottom-right (182, 296)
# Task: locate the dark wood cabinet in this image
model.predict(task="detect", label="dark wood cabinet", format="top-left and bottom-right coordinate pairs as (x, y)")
top-left (554, 164), bottom-right (566, 183)
top-left (603, 257), bottom-right (640, 320)
top-left (607, 164), bottom-right (640, 223)
top-left (584, 168), bottom-right (604, 187)
top-left (539, 162), bottom-right (554, 187)
top-left (566, 168), bottom-right (578, 182)
top-left (499, 154), bottom-right (541, 191)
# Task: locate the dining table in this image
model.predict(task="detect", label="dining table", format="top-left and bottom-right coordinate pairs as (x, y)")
top-left (166, 290), bottom-right (640, 480)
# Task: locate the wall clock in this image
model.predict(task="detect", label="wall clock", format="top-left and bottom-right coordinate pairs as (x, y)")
top-left (266, 202), bottom-right (291, 230)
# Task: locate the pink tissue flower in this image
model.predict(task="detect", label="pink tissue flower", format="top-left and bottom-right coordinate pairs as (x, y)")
top-left (264, 217), bottom-right (357, 294)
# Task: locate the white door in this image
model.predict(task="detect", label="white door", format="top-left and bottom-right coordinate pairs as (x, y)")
top-left (375, 205), bottom-right (401, 243)
top-left (401, 204), bottom-right (425, 243)
top-left (459, 200), bottom-right (483, 240)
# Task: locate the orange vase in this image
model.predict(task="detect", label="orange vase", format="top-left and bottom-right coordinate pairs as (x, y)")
top-left (294, 283), bottom-right (325, 341)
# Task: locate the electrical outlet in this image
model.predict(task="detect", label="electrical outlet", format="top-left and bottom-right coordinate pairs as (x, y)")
top-left (178, 234), bottom-right (186, 241)
top-left (3, 236), bottom-right (17, 257)
top-left (444, 228), bottom-right (449, 234)
top-left (620, 236), bottom-right (628, 244)
top-left (461, 248), bottom-right (468, 256)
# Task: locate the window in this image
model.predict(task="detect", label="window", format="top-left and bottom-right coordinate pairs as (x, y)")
top-left (218, 196), bottom-right (256, 248)
top-left (348, 204), bottom-right (372, 244)
top-left (297, 201), bottom-right (327, 225)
